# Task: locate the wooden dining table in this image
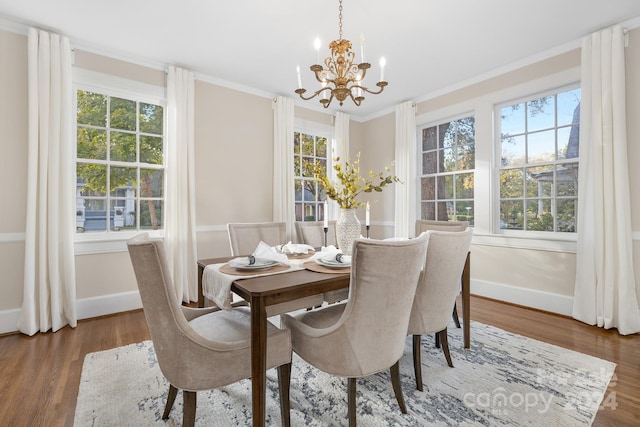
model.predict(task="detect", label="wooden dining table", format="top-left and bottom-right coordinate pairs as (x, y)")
top-left (197, 252), bottom-right (470, 427)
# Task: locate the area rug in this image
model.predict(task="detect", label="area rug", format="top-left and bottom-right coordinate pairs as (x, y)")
top-left (74, 321), bottom-right (615, 426)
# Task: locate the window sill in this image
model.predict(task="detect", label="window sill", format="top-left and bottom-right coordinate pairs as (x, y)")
top-left (74, 230), bottom-right (163, 255)
top-left (471, 232), bottom-right (576, 253)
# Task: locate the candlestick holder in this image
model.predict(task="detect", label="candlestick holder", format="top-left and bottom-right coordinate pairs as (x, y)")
top-left (323, 226), bottom-right (328, 248)
top-left (366, 225), bottom-right (370, 239)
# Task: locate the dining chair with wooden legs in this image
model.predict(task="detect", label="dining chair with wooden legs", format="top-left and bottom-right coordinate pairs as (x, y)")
top-left (282, 234), bottom-right (430, 426)
top-left (127, 233), bottom-right (292, 426)
top-left (407, 228), bottom-right (473, 391)
top-left (415, 220), bottom-right (470, 339)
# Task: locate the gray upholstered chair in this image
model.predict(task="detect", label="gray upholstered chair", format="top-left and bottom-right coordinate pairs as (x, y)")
top-left (407, 228), bottom-right (473, 391)
top-left (282, 234), bottom-right (430, 426)
top-left (227, 222), bottom-right (324, 315)
top-left (294, 220), bottom-right (337, 248)
top-left (127, 233), bottom-right (292, 427)
top-left (294, 220), bottom-right (349, 304)
top-left (415, 219), bottom-right (469, 329)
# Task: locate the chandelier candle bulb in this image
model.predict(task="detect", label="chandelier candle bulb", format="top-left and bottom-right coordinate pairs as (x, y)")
top-left (314, 37), bottom-right (321, 64)
top-left (380, 57), bottom-right (386, 82)
top-left (360, 33), bottom-right (365, 62)
top-left (296, 65), bottom-right (302, 89)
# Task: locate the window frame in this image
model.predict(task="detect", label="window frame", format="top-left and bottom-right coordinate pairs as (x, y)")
top-left (417, 113), bottom-right (476, 225)
top-left (293, 119), bottom-right (333, 223)
top-left (415, 66), bottom-right (581, 253)
top-left (494, 82), bottom-right (581, 238)
top-left (73, 69), bottom-right (166, 254)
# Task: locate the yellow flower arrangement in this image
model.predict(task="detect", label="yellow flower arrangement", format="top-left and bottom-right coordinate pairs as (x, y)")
top-left (313, 152), bottom-right (401, 209)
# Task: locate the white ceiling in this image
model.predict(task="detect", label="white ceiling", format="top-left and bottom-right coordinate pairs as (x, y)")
top-left (2, 0), bottom-right (640, 120)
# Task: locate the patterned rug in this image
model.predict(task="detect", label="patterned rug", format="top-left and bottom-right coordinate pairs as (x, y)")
top-left (74, 321), bottom-right (615, 426)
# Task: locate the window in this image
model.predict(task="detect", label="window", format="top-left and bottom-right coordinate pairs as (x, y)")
top-left (419, 116), bottom-right (476, 225)
top-left (75, 89), bottom-right (165, 233)
top-left (294, 131), bottom-right (328, 222)
top-left (498, 86), bottom-right (580, 233)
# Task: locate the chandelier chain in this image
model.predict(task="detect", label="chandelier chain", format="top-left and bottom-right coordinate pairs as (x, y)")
top-left (338, 0), bottom-right (343, 40)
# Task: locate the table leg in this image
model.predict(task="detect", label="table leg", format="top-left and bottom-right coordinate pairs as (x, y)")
top-left (462, 252), bottom-right (471, 349)
top-left (197, 264), bottom-right (205, 308)
top-left (250, 294), bottom-right (268, 427)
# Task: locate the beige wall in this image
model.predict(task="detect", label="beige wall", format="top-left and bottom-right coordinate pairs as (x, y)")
top-left (2, 25), bottom-right (640, 330)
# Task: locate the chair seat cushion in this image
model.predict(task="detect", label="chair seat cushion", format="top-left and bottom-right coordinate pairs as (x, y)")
top-left (189, 306), bottom-right (291, 368)
top-left (287, 302), bottom-right (346, 329)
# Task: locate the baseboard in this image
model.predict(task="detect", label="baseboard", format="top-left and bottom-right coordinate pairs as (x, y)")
top-left (76, 291), bottom-right (142, 320)
top-left (0, 291), bottom-right (142, 335)
top-left (471, 279), bottom-right (574, 316)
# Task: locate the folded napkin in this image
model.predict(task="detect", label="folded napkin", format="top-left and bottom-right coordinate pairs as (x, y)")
top-left (251, 241), bottom-right (289, 264)
top-left (313, 245), bottom-right (352, 265)
top-left (278, 241), bottom-right (315, 255)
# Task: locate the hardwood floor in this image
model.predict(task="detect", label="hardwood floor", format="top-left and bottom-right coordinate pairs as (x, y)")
top-left (0, 296), bottom-right (638, 426)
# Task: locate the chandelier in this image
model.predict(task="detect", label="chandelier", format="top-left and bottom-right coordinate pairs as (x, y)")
top-left (295, 0), bottom-right (387, 108)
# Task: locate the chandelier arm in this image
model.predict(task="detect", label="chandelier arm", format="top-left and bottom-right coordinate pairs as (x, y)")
top-left (295, 86), bottom-right (334, 101)
top-left (360, 82), bottom-right (388, 95)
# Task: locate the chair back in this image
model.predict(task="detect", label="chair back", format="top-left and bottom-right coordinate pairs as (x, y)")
top-left (336, 234), bottom-right (430, 376)
top-left (295, 220), bottom-right (337, 247)
top-left (408, 228), bottom-right (473, 335)
top-left (415, 219), bottom-right (469, 234)
top-left (227, 222), bottom-right (286, 256)
top-left (126, 233), bottom-right (197, 384)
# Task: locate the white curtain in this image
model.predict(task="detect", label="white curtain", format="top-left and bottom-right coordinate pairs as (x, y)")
top-left (18, 28), bottom-right (76, 335)
top-left (273, 96), bottom-right (296, 240)
top-left (573, 25), bottom-right (640, 335)
top-left (331, 112), bottom-right (350, 219)
top-left (394, 101), bottom-right (417, 238)
top-left (165, 66), bottom-right (198, 302)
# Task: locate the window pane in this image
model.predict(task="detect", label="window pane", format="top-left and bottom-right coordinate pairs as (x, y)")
top-left (295, 203), bottom-right (303, 221)
top-left (422, 126), bottom-right (437, 151)
top-left (303, 181), bottom-right (316, 201)
top-left (110, 131), bottom-right (136, 162)
top-left (526, 199), bottom-right (554, 231)
top-left (301, 134), bottom-right (314, 156)
top-left (456, 173), bottom-right (474, 199)
top-left (457, 201), bottom-right (474, 225)
top-left (557, 89), bottom-right (581, 126)
top-left (436, 201), bottom-right (450, 221)
top-left (77, 128), bottom-right (107, 160)
top-left (527, 130), bottom-right (555, 163)
top-left (423, 151), bottom-right (437, 174)
top-left (316, 136), bottom-right (328, 157)
top-left (421, 201), bottom-right (435, 220)
top-left (500, 168), bottom-right (524, 198)
top-left (77, 91), bottom-right (106, 127)
top-left (140, 200), bottom-right (163, 230)
top-left (294, 132), bottom-right (300, 154)
top-left (557, 199), bottom-right (576, 232)
top-left (110, 97), bottom-right (136, 131)
top-left (437, 175), bottom-right (454, 199)
top-left (140, 169), bottom-right (163, 198)
top-left (77, 164), bottom-right (107, 197)
top-left (140, 135), bottom-right (163, 164)
top-left (139, 102), bottom-right (163, 134)
top-left (109, 167), bottom-right (137, 197)
top-left (439, 122), bottom-right (454, 148)
top-left (500, 200), bottom-right (523, 230)
top-left (525, 165), bottom-right (553, 198)
top-left (527, 95), bottom-right (554, 131)
top-left (442, 147), bottom-right (456, 172)
top-left (301, 157), bottom-right (315, 177)
top-left (295, 180), bottom-right (303, 201)
top-left (558, 125), bottom-right (580, 159)
top-left (421, 176), bottom-right (435, 200)
top-left (501, 135), bottom-right (525, 166)
top-left (458, 144), bottom-right (475, 170)
top-left (501, 103), bottom-right (525, 136)
top-left (556, 163), bottom-right (579, 197)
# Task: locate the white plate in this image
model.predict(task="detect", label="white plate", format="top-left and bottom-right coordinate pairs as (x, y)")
top-left (315, 258), bottom-right (351, 269)
top-left (228, 258), bottom-right (278, 270)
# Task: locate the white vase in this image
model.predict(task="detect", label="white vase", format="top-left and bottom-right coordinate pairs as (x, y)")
top-left (336, 208), bottom-right (361, 255)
